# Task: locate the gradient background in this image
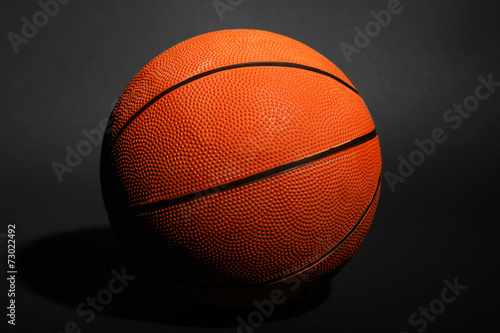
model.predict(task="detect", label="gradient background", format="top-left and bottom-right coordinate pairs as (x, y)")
top-left (1, 0), bottom-right (499, 332)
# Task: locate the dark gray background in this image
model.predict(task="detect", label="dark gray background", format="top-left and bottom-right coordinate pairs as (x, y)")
top-left (1, 0), bottom-right (499, 332)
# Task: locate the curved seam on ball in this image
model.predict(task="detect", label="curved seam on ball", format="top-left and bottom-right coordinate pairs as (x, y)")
top-left (266, 174), bottom-right (381, 286)
top-left (110, 61), bottom-right (359, 147)
top-left (108, 129), bottom-right (378, 218)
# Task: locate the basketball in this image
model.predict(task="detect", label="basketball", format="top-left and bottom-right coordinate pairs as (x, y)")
top-left (100, 29), bottom-right (382, 294)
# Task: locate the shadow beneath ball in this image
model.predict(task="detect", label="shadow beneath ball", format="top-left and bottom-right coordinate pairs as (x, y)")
top-left (19, 227), bottom-right (337, 328)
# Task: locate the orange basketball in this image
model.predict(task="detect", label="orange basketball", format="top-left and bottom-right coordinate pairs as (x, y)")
top-left (100, 29), bottom-right (381, 294)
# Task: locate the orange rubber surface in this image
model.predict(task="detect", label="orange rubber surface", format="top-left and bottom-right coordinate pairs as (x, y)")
top-left (101, 29), bottom-right (382, 287)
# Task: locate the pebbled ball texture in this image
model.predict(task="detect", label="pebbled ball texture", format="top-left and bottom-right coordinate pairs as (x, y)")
top-left (101, 29), bottom-right (382, 290)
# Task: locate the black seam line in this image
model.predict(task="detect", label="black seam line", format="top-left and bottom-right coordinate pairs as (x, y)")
top-left (109, 129), bottom-right (377, 218)
top-left (168, 172), bottom-right (381, 290)
top-left (111, 61), bottom-right (359, 147)
top-left (266, 173), bottom-right (382, 286)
